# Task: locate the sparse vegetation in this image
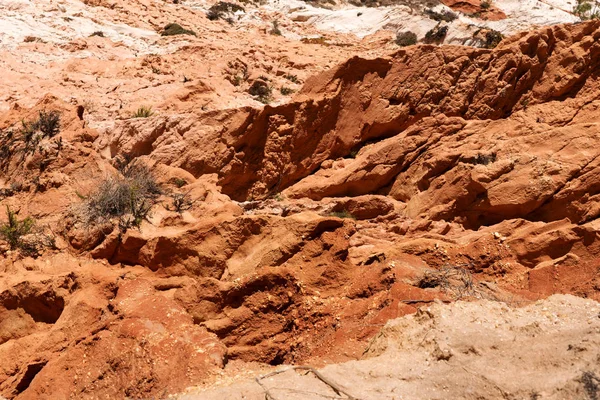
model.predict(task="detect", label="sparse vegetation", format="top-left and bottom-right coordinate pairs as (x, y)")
top-left (395, 31), bottom-right (417, 47)
top-left (18, 110), bottom-right (61, 153)
top-left (417, 265), bottom-right (496, 300)
top-left (168, 191), bottom-right (195, 213)
top-left (89, 31), bottom-right (105, 37)
top-left (171, 177), bottom-right (187, 188)
top-left (301, 36), bottom-right (327, 45)
top-left (206, 1), bottom-right (245, 21)
top-left (37, 110), bottom-right (61, 138)
top-left (84, 162), bottom-right (161, 230)
top-left (249, 80), bottom-right (273, 104)
top-left (0, 206), bottom-right (34, 250)
top-left (23, 36), bottom-right (43, 43)
top-left (329, 210), bottom-right (356, 220)
top-left (270, 20), bottom-right (282, 36)
top-left (272, 192), bottom-right (284, 201)
top-left (20, 120), bottom-right (38, 144)
top-left (225, 59), bottom-right (249, 87)
top-left (424, 25), bottom-right (448, 44)
top-left (132, 106), bottom-right (153, 118)
top-left (580, 371), bottom-right (600, 400)
top-left (480, 0), bottom-right (491, 10)
top-left (484, 29), bottom-right (504, 49)
top-left (284, 74), bottom-right (299, 84)
top-left (161, 23), bottom-right (197, 36)
top-left (280, 86), bottom-right (294, 95)
top-left (425, 8), bottom-right (458, 22)
top-left (574, 0), bottom-right (600, 19)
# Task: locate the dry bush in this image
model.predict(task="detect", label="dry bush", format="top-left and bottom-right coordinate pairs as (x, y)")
top-left (395, 31), bottom-right (417, 47)
top-left (206, 2), bottom-right (245, 21)
top-left (167, 191), bottom-right (195, 213)
top-left (424, 8), bottom-right (457, 22)
top-left (84, 163), bottom-right (161, 230)
top-left (418, 265), bottom-right (496, 300)
top-left (484, 30), bottom-right (504, 49)
top-left (424, 25), bottom-right (448, 43)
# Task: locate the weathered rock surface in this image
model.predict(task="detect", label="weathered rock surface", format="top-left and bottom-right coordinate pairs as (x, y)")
top-left (182, 295), bottom-right (600, 400)
top-left (1, 7), bottom-right (600, 400)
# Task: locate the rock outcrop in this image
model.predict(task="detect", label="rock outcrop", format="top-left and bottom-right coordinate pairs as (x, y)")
top-left (1, 10), bottom-right (600, 400)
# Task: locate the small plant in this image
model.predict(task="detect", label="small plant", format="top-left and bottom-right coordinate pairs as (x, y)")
top-left (171, 177), bottom-right (187, 188)
top-left (480, 0), bottom-right (491, 10)
top-left (270, 20), bottom-right (282, 36)
top-left (161, 23), bottom-right (197, 36)
top-left (424, 25), bottom-right (448, 44)
top-left (225, 59), bottom-right (249, 87)
top-left (0, 206), bottom-right (35, 250)
top-left (484, 29), bottom-right (504, 48)
top-left (280, 86), bottom-right (294, 95)
top-left (301, 36), bottom-right (327, 45)
top-left (132, 106), bottom-right (153, 118)
top-left (425, 8), bottom-right (458, 22)
top-left (20, 119), bottom-right (38, 143)
top-left (37, 110), bottom-right (61, 137)
top-left (84, 162), bottom-right (161, 230)
top-left (580, 371), bottom-right (600, 400)
top-left (272, 192), bottom-right (284, 201)
top-left (206, 1), bottom-right (245, 21)
top-left (574, 0), bottom-right (599, 19)
top-left (473, 152), bottom-right (497, 165)
top-left (395, 31), bottom-right (417, 47)
top-left (89, 31), bottom-right (105, 37)
top-left (257, 92), bottom-right (273, 104)
top-left (18, 110), bottom-right (61, 154)
top-left (23, 36), bottom-right (43, 43)
top-left (329, 210), bottom-right (356, 220)
top-left (249, 80), bottom-right (273, 104)
top-left (168, 191), bottom-right (195, 213)
top-left (284, 74), bottom-right (299, 84)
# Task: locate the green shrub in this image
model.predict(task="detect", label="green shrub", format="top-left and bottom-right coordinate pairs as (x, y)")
top-left (284, 74), bottom-right (299, 83)
top-left (395, 31), bottom-right (417, 47)
top-left (574, 0), bottom-right (599, 19)
top-left (280, 86), bottom-right (294, 95)
top-left (481, 0), bottom-right (491, 9)
top-left (89, 31), bottom-right (105, 37)
top-left (161, 23), bottom-right (196, 36)
top-left (249, 80), bottom-right (273, 104)
top-left (0, 206), bottom-right (34, 250)
top-left (484, 30), bottom-right (504, 49)
top-left (132, 106), bottom-right (153, 118)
